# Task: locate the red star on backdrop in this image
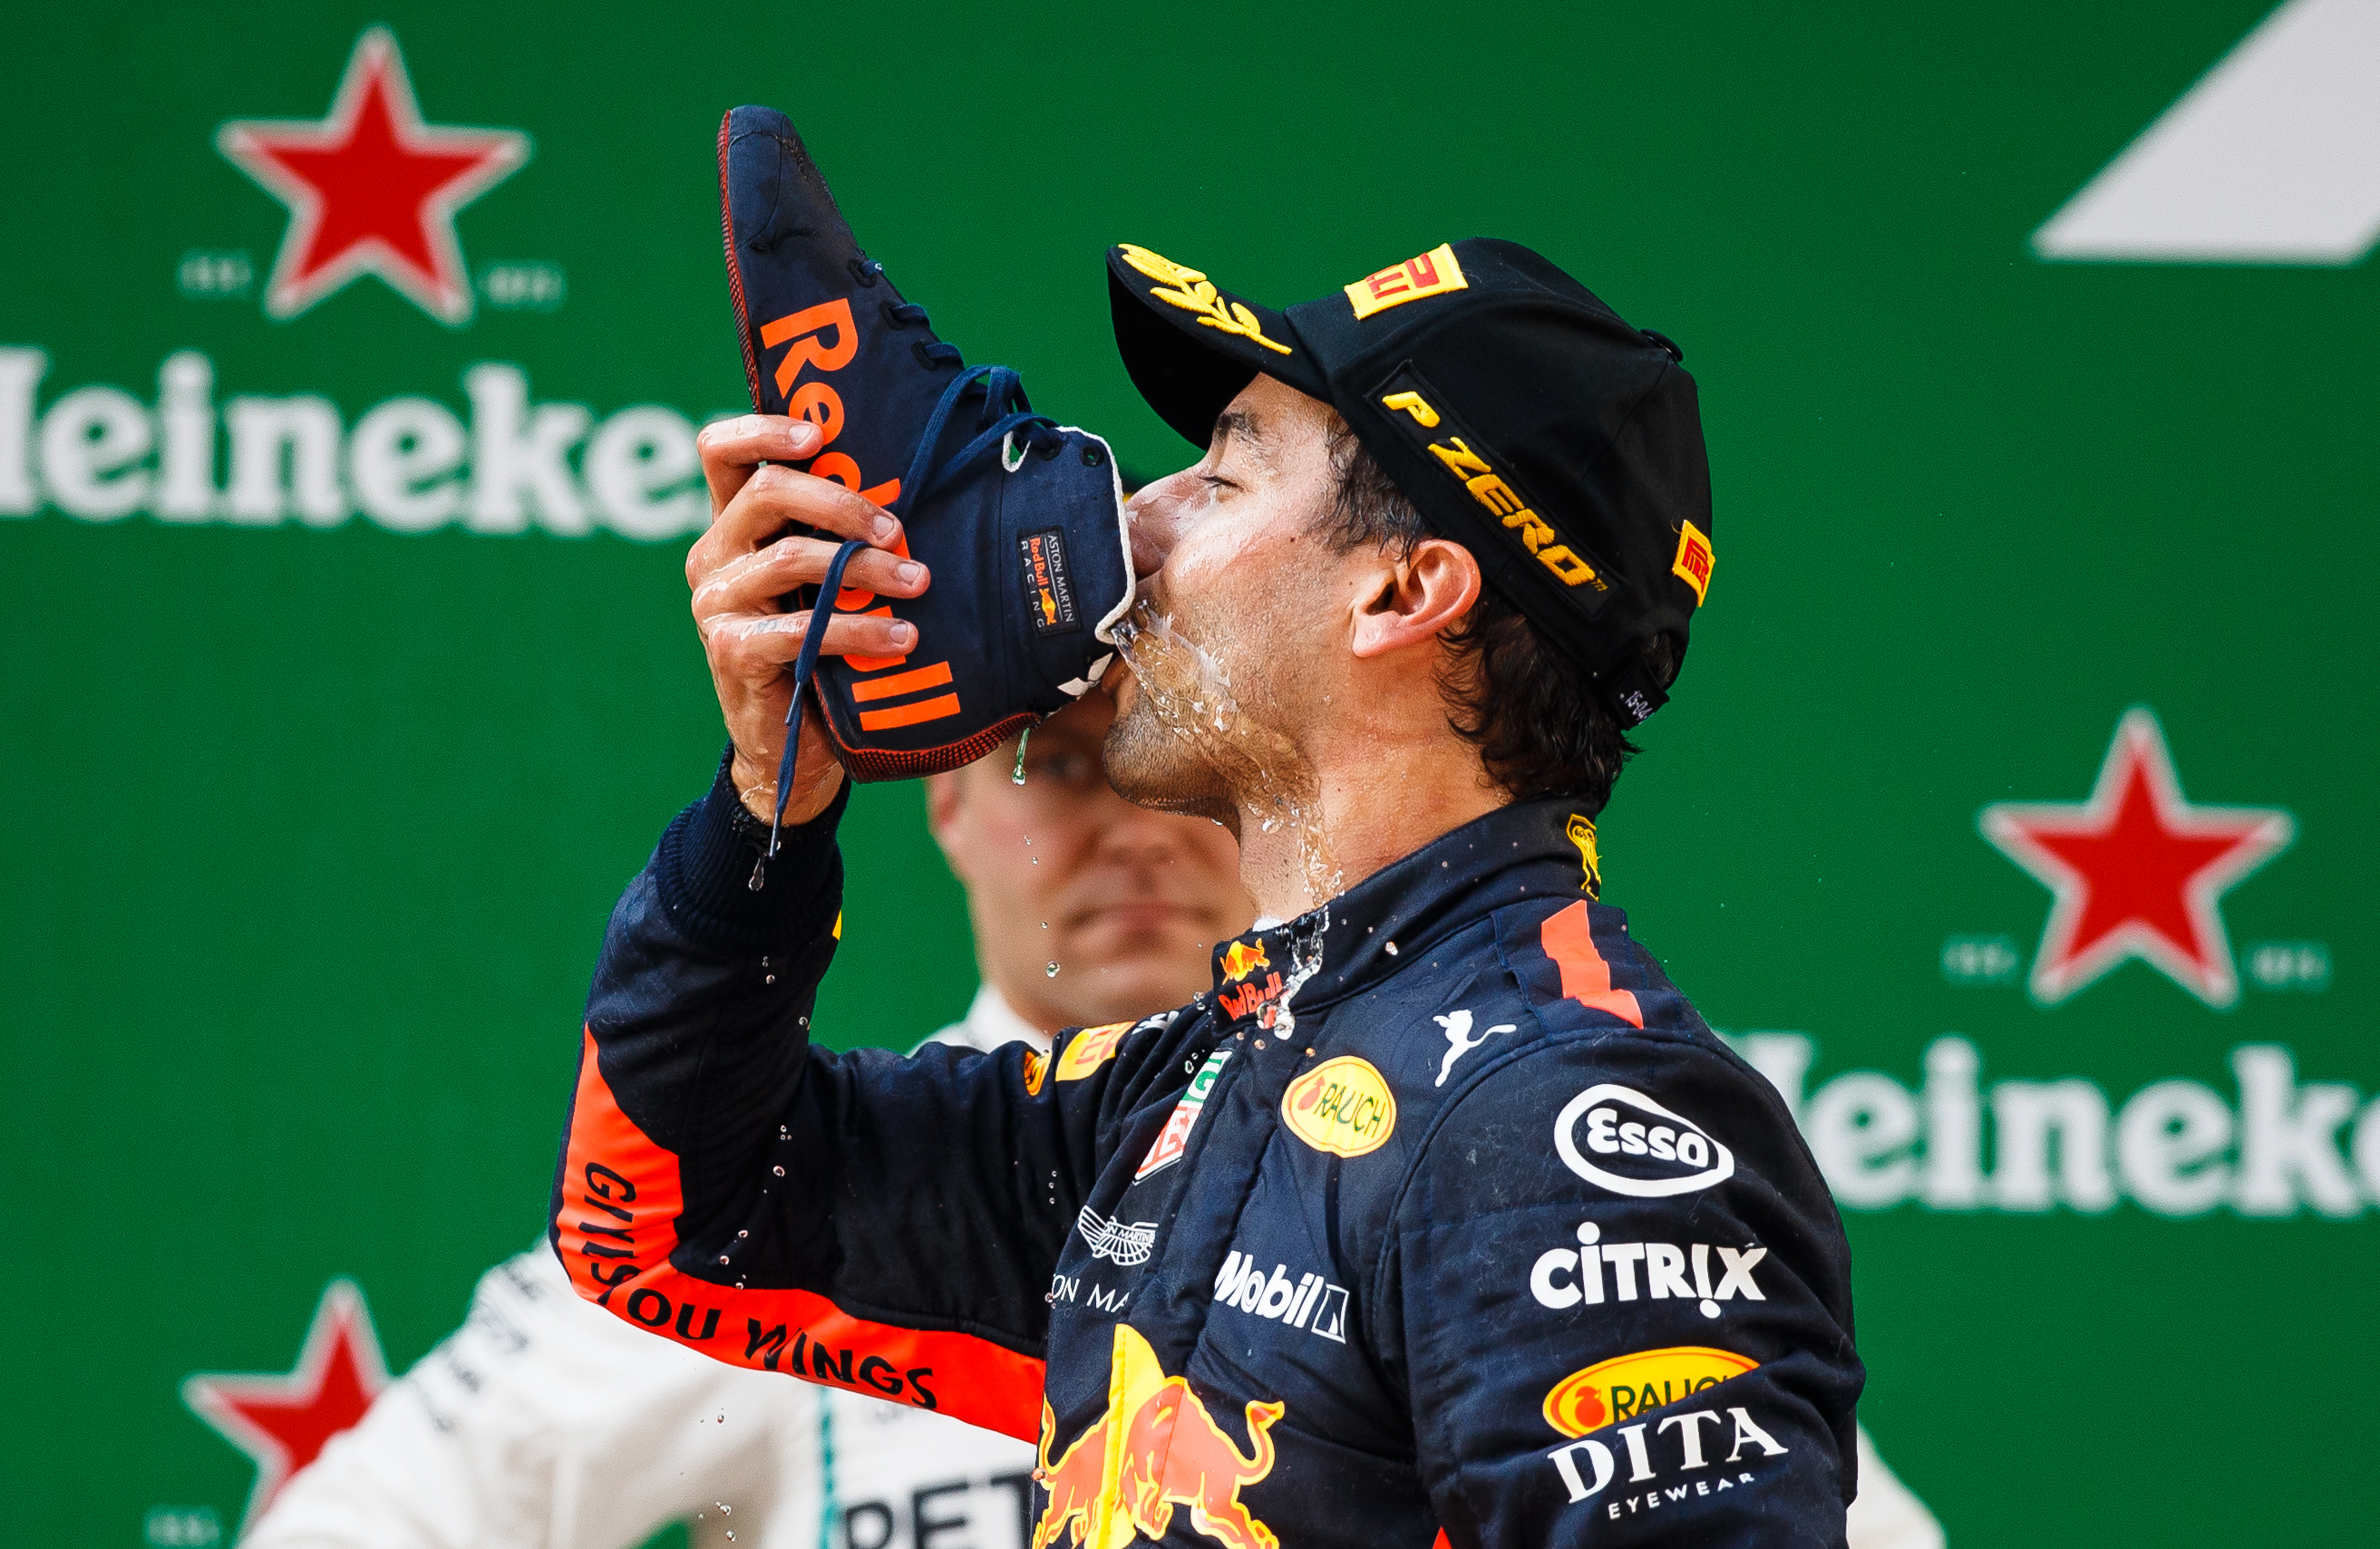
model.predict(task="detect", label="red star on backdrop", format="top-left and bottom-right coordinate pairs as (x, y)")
top-left (182, 1278), bottom-right (391, 1533)
top-left (215, 27), bottom-right (529, 324)
top-left (1980, 708), bottom-right (2292, 1008)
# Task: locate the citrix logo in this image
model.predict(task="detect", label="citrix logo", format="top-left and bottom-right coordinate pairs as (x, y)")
top-left (1211, 1251), bottom-right (1346, 1343)
top-left (1530, 1223), bottom-right (1767, 1321)
top-left (1546, 1406), bottom-right (1790, 1515)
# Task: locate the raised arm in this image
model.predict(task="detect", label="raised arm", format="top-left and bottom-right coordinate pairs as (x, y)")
top-left (548, 419), bottom-right (1141, 1440)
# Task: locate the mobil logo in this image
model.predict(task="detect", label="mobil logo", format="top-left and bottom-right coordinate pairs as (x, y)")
top-left (1556, 1085), bottom-right (1734, 1199)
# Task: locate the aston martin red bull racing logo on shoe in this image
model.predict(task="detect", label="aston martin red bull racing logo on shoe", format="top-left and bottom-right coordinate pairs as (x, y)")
top-left (1019, 528), bottom-right (1081, 635)
top-left (1033, 1323), bottom-right (1283, 1549)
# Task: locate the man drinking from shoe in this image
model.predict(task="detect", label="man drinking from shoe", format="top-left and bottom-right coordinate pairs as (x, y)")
top-left (554, 237), bottom-right (1863, 1546)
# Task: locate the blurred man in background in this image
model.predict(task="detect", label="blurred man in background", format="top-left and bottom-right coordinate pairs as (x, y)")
top-left (245, 693), bottom-right (1252, 1549)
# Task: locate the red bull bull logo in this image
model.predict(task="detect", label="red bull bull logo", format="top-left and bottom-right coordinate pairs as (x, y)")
top-left (1219, 940), bottom-right (1270, 982)
top-left (1034, 1324), bottom-right (1283, 1549)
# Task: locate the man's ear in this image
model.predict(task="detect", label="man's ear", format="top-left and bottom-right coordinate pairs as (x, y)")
top-left (923, 770), bottom-right (968, 873)
top-left (1350, 538), bottom-right (1481, 659)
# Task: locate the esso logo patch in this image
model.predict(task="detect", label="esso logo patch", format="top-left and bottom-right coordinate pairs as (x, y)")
top-left (1555, 1084), bottom-right (1734, 1198)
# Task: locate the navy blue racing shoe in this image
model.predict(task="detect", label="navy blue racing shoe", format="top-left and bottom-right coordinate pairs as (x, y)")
top-left (716, 105), bottom-right (1132, 789)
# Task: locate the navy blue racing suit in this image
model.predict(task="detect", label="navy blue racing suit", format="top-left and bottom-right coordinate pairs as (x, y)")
top-left (549, 760), bottom-right (1862, 1548)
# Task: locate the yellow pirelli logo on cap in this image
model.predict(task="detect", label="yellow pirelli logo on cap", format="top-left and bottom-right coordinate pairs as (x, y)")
top-left (1671, 519), bottom-right (1715, 605)
top-left (1345, 243), bottom-right (1468, 320)
top-left (1375, 377), bottom-right (1608, 593)
top-left (1428, 433), bottom-right (1603, 589)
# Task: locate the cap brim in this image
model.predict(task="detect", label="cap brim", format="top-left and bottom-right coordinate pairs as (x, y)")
top-left (1106, 245), bottom-right (1332, 447)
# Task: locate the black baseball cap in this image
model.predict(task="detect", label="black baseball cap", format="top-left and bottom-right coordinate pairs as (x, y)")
top-left (1105, 237), bottom-right (1713, 726)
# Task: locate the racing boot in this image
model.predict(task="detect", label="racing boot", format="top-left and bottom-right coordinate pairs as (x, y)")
top-left (716, 106), bottom-right (1132, 814)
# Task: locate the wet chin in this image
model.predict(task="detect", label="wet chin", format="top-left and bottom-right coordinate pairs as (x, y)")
top-left (1102, 703), bottom-right (1234, 823)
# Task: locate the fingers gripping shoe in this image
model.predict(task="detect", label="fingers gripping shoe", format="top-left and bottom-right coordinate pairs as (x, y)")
top-left (717, 107), bottom-right (1133, 812)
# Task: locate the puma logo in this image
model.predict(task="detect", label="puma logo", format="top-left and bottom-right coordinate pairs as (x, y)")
top-left (1433, 1009), bottom-right (1515, 1087)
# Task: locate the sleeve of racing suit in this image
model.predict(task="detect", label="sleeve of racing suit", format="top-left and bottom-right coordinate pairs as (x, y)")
top-left (1384, 1033), bottom-right (1862, 1546)
top-left (548, 752), bottom-right (1159, 1443)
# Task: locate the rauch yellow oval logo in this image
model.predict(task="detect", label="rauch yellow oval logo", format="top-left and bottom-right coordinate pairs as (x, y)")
top-left (1281, 1057), bottom-right (1396, 1157)
top-left (1542, 1346), bottom-right (1758, 1438)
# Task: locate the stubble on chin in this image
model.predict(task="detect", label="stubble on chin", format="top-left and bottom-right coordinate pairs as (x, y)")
top-left (1101, 692), bottom-right (1239, 827)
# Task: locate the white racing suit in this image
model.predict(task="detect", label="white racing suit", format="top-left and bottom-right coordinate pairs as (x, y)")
top-left (246, 988), bottom-right (1049, 1549)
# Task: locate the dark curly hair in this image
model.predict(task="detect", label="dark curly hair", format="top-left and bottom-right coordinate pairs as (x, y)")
top-left (1317, 417), bottom-right (1667, 812)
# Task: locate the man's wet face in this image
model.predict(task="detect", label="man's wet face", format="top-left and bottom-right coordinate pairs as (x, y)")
top-left (1103, 377), bottom-right (1345, 826)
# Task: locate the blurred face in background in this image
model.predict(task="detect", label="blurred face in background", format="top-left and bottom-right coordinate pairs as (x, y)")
top-left (928, 692), bottom-right (1253, 1032)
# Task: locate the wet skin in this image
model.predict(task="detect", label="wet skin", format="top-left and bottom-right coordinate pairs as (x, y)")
top-left (1102, 375), bottom-right (1505, 922)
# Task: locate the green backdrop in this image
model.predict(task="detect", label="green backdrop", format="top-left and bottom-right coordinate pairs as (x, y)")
top-left (4, 2), bottom-right (2370, 1541)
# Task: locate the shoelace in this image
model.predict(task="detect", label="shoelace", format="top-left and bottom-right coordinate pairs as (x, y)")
top-left (749, 360), bottom-right (1063, 887)
top-left (893, 364), bottom-right (1065, 508)
top-left (849, 261), bottom-right (1052, 463)
top-left (753, 537), bottom-right (866, 890)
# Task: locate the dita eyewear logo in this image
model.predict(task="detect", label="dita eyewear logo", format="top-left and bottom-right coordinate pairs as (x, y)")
top-left (1977, 708), bottom-right (2294, 1009)
top-left (214, 28), bottom-right (531, 324)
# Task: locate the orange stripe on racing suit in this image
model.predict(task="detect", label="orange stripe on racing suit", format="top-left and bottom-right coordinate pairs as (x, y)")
top-left (556, 1028), bottom-right (1046, 1441)
top-left (1539, 899), bottom-right (1645, 1028)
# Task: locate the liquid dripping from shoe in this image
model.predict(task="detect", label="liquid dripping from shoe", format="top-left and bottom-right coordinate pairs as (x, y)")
top-left (1109, 599), bottom-right (1343, 907)
top-left (1267, 906), bottom-right (1332, 1047)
